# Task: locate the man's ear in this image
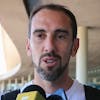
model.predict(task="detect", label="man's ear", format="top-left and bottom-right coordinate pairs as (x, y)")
top-left (71, 38), bottom-right (79, 57)
top-left (26, 38), bottom-right (31, 56)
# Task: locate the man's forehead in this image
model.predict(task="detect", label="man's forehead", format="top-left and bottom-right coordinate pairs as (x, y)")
top-left (30, 9), bottom-right (72, 35)
top-left (31, 9), bottom-right (71, 28)
top-left (31, 8), bottom-right (70, 20)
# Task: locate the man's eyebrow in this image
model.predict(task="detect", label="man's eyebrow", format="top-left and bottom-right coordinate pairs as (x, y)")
top-left (54, 29), bottom-right (69, 34)
top-left (33, 29), bottom-right (45, 34)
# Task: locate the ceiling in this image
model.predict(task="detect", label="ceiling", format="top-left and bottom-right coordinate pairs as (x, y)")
top-left (0, 0), bottom-right (100, 81)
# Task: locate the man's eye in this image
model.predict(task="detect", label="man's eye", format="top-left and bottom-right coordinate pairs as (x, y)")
top-left (58, 35), bottom-right (65, 39)
top-left (57, 34), bottom-right (67, 40)
top-left (37, 33), bottom-right (43, 38)
top-left (35, 33), bottom-right (45, 39)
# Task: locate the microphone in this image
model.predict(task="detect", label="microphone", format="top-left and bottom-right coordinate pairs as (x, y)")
top-left (47, 88), bottom-right (67, 100)
top-left (16, 85), bottom-right (46, 100)
top-left (47, 95), bottom-right (63, 100)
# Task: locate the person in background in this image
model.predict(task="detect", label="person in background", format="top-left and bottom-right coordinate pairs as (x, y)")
top-left (1, 4), bottom-right (100, 100)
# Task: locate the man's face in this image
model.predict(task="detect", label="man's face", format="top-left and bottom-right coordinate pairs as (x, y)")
top-left (26, 9), bottom-right (79, 81)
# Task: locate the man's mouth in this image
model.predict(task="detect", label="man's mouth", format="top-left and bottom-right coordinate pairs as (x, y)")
top-left (41, 57), bottom-right (58, 67)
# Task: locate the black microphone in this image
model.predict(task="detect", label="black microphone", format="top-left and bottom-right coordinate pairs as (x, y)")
top-left (47, 95), bottom-right (63, 100)
top-left (16, 85), bottom-right (46, 100)
top-left (47, 88), bottom-right (67, 100)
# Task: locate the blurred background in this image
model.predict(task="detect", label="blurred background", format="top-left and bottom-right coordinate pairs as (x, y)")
top-left (0, 0), bottom-right (100, 93)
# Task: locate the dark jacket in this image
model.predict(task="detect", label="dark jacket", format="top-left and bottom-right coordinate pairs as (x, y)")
top-left (1, 85), bottom-right (100, 100)
top-left (84, 85), bottom-right (100, 100)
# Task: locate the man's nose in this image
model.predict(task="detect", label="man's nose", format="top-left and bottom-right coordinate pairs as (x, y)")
top-left (43, 37), bottom-right (55, 53)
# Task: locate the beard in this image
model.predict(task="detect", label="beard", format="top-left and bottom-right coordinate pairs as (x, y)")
top-left (33, 51), bottom-right (71, 81)
top-left (37, 61), bottom-right (68, 81)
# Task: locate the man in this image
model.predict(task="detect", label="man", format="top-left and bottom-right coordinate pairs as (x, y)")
top-left (1, 4), bottom-right (100, 100)
top-left (26, 3), bottom-right (79, 97)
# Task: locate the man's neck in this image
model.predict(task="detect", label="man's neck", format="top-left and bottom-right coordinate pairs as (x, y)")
top-left (33, 71), bottom-right (73, 94)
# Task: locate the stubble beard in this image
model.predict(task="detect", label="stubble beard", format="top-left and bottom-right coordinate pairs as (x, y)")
top-left (33, 52), bottom-right (71, 82)
top-left (37, 61), bottom-right (69, 81)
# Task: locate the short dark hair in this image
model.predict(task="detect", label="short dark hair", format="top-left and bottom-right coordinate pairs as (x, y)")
top-left (28, 4), bottom-right (77, 39)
